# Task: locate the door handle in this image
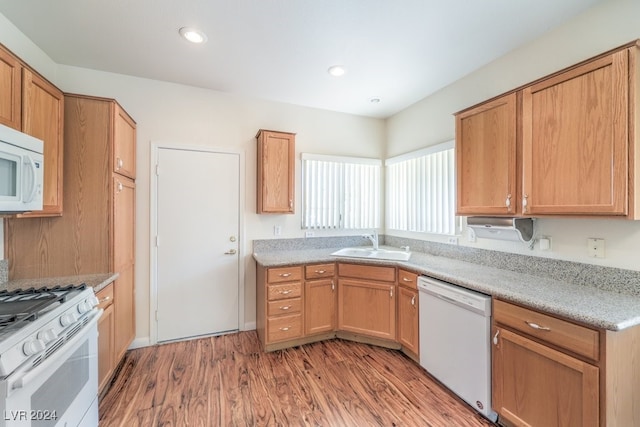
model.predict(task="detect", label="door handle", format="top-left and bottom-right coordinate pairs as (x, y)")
top-left (224, 249), bottom-right (237, 255)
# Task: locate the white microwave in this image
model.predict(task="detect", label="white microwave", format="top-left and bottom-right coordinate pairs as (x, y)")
top-left (0, 124), bottom-right (44, 213)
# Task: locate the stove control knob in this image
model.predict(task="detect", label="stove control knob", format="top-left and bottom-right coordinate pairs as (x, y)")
top-left (23, 339), bottom-right (46, 356)
top-left (60, 312), bottom-right (77, 327)
top-left (77, 301), bottom-right (92, 314)
top-left (87, 295), bottom-right (99, 307)
top-left (37, 328), bottom-right (58, 344)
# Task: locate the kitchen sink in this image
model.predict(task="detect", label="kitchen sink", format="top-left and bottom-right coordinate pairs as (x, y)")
top-left (330, 247), bottom-right (411, 261)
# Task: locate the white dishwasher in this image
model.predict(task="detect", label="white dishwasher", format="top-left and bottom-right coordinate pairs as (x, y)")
top-left (417, 276), bottom-right (497, 422)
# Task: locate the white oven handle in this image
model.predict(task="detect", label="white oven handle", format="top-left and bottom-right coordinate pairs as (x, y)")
top-left (9, 309), bottom-right (102, 392)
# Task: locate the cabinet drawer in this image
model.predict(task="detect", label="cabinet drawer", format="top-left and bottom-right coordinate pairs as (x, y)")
top-left (267, 297), bottom-right (302, 316)
top-left (267, 314), bottom-right (302, 342)
top-left (494, 299), bottom-right (599, 361)
top-left (267, 282), bottom-right (302, 301)
top-left (95, 284), bottom-right (114, 310)
top-left (267, 266), bottom-right (302, 283)
top-left (305, 263), bottom-right (335, 280)
top-left (398, 269), bottom-right (418, 290)
top-left (338, 263), bottom-right (395, 282)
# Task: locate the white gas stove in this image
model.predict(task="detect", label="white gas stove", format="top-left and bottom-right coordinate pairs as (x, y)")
top-left (0, 284), bottom-right (101, 427)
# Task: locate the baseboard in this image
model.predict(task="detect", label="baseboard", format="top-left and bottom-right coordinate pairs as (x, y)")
top-left (129, 336), bottom-right (151, 349)
top-left (243, 321), bottom-right (256, 331)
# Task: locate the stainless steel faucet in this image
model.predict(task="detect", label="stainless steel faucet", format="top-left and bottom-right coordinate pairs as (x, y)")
top-left (363, 230), bottom-right (379, 250)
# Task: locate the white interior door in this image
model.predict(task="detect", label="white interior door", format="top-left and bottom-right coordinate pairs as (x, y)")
top-left (156, 147), bottom-right (240, 342)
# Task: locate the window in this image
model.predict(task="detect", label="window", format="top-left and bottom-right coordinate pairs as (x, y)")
top-left (302, 153), bottom-right (381, 229)
top-left (386, 141), bottom-right (458, 235)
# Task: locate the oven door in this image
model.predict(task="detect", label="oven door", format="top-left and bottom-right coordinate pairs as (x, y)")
top-left (1, 310), bottom-right (101, 427)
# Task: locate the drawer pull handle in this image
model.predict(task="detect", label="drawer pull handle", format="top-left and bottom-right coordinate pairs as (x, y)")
top-left (99, 296), bottom-right (111, 303)
top-left (280, 306), bottom-right (291, 310)
top-left (402, 277), bottom-right (413, 282)
top-left (493, 330), bottom-right (500, 345)
top-left (331, 280), bottom-right (335, 291)
top-left (411, 295), bottom-right (416, 306)
top-left (280, 327), bottom-right (290, 331)
top-left (279, 273), bottom-right (292, 277)
top-left (525, 321), bottom-right (551, 331)
top-left (315, 270), bottom-right (326, 274)
top-left (279, 290), bottom-right (292, 295)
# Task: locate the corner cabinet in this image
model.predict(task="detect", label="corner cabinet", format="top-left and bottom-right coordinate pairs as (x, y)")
top-left (256, 129), bottom-right (295, 214)
top-left (337, 263), bottom-right (396, 341)
top-left (456, 41), bottom-right (640, 218)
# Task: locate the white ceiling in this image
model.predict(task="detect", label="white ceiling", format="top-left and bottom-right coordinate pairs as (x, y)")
top-left (0, 0), bottom-right (604, 118)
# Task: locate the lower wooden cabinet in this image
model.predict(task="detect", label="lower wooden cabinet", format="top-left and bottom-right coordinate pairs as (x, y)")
top-left (113, 265), bottom-right (135, 363)
top-left (493, 326), bottom-right (599, 427)
top-left (304, 264), bottom-right (336, 335)
top-left (397, 276), bottom-right (419, 358)
top-left (492, 300), bottom-right (600, 427)
top-left (96, 283), bottom-right (115, 394)
top-left (338, 278), bottom-right (396, 340)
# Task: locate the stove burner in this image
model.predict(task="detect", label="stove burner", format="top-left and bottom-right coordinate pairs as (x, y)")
top-left (0, 284), bottom-right (87, 336)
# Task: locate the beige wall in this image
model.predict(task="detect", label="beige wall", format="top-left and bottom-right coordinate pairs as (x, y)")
top-left (386, 0), bottom-right (640, 271)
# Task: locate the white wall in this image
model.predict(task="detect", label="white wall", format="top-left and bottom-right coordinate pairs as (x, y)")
top-left (386, 0), bottom-right (640, 271)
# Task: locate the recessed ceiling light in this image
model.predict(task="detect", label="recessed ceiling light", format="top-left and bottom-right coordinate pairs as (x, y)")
top-left (179, 27), bottom-right (208, 44)
top-left (370, 98), bottom-right (381, 104)
top-left (327, 65), bottom-right (346, 77)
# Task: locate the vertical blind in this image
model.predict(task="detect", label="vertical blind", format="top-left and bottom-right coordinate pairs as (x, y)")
top-left (386, 141), bottom-right (457, 235)
top-left (302, 153), bottom-right (381, 229)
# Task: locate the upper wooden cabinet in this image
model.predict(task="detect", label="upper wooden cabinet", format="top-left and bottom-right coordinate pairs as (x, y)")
top-left (0, 46), bottom-right (21, 130)
top-left (21, 69), bottom-right (64, 217)
top-left (113, 104), bottom-right (136, 178)
top-left (456, 41), bottom-right (640, 218)
top-left (522, 50), bottom-right (629, 216)
top-left (0, 44), bottom-right (65, 217)
top-left (456, 93), bottom-right (517, 215)
top-left (256, 129), bottom-right (295, 214)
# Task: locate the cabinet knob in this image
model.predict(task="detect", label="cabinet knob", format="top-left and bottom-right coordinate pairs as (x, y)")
top-left (279, 273), bottom-right (292, 278)
top-left (117, 157), bottom-right (123, 169)
top-left (411, 295), bottom-right (416, 306)
top-left (522, 194), bottom-right (529, 213)
top-left (279, 327), bottom-right (290, 331)
top-left (506, 193), bottom-right (512, 211)
top-left (289, 199), bottom-right (293, 209)
top-left (279, 306), bottom-right (291, 311)
top-left (493, 330), bottom-right (500, 345)
top-left (402, 277), bottom-right (413, 282)
top-left (315, 270), bottom-right (326, 274)
top-left (331, 280), bottom-right (335, 291)
top-left (279, 290), bottom-right (292, 295)
top-left (390, 287), bottom-right (394, 298)
top-left (117, 181), bottom-right (123, 192)
top-left (99, 296), bottom-right (111, 303)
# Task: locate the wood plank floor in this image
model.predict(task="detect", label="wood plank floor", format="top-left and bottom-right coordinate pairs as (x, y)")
top-left (99, 331), bottom-right (496, 426)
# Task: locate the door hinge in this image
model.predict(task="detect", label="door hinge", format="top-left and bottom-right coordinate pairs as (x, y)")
top-left (155, 164), bottom-right (160, 176)
top-left (155, 310), bottom-right (159, 321)
top-left (155, 235), bottom-right (160, 247)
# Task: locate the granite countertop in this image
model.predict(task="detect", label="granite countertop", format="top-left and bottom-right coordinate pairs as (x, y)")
top-left (1, 272), bottom-right (119, 294)
top-left (254, 246), bottom-right (640, 332)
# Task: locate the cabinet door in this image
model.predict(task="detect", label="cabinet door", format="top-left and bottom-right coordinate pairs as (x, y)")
top-left (257, 130), bottom-right (295, 213)
top-left (113, 176), bottom-right (135, 271)
top-left (456, 93), bottom-right (517, 215)
top-left (0, 46), bottom-right (21, 130)
top-left (493, 326), bottom-right (599, 427)
top-left (397, 286), bottom-right (419, 356)
top-left (305, 278), bottom-right (336, 335)
top-left (21, 69), bottom-right (64, 216)
top-left (338, 279), bottom-right (395, 340)
top-left (98, 301), bottom-right (115, 393)
top-left (113, 103), bottom-right (136, 179)
top-left (113, 264), bottom-right (135, 363)
top-left (522, 50), bottom-right (628, 215)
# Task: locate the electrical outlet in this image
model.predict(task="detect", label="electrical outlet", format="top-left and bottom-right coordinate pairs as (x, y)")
top-left (273, 225), bottom-right (282, 236)
top-left (587, 238), bottom-right (605, 258)
top-left (447, 237), bottom-right (458, 245)
top-left (538, 236), bottom-right (551, 251)
top-left (305, 231), bottom-right (315, 238)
